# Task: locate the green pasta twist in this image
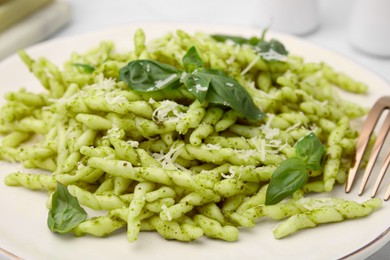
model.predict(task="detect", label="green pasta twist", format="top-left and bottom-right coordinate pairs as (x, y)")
top-left (273, 198), bottom-right (382, 239)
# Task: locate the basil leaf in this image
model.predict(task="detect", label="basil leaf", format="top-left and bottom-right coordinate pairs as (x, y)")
top-left (181, 72), bottom-right (211, 103)
top-left (211, 34), bottom-right (260, 46)
top-left (119, 60), bottom-right (181, 91)
top-left (73, 63), bottom-right (95, 73)
top-left (212, 32), bottom-right (288, 62)
top-left (48, 182), bottom-right (87, 234)
top-left (182, 46), bottom-right (204, 73)
top-left (265, 157), bottom-right (308, 205)
top-left (295, 132), bottom-right (326, 171)
top-left (203, 69), bottom-right (264, 121)
top-left (119, 46), bottom-right (264, 121)
top-left (256, 39), bottom-right (288, 62)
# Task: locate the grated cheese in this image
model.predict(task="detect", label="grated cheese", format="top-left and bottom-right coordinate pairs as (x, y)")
top-left (225, 45), bottom-right (240, 64)
top-left (173, 163), bottom-right (189, 172)
top-left (152, 100), bottom-right (184, 123)
top-left (226, 55), bottom-right (236, 64)
top-left (161, 204), bottom-right (172, 221)
top-left (277, 142), bottom-right (289, 152)
top-left (152, 142), bottom-right (184, 170)
top-left (127, 140), bottom-right (139, 148)
top-left (85, 75), bottom-right (116, 91)
top-left (105, 92), bottom-right (128, 105)
top-left (195, 84), bottom-right (208, 92)
top-left (155, 74), bottom-right (178, 89)
top-left (179, 72), bottom-right (187, 82)
top-left (103, 124), bottom-right (121, 140)
top-left (204, 143), bottom-right (222, 150)
top-left (54, 75), bottom-right (118, 106)
top-left (221, 167), bottom-right (236, 179)
top-left (260, 139), bottom-right (266, 162)
top-left (77, 161), bottom-right (85, 170)
top-left (241, 56), bottom-right (260, 76)
top-left (285, 122), bottom-right (301, 132)
top-left (309, 125), bottom-right (318, 131)
top-left (258, 49), bottom-right (288, 62)
top-left (268, 139), bottom-right (282, 147)
top-left (260, 114), bottom-right (280, 140)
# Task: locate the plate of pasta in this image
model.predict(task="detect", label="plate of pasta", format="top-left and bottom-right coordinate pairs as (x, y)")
top-left (0, 23), bottom-right (389, 260)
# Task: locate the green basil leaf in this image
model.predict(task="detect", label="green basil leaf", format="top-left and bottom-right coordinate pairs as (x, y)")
top-left (118, 46), bottom-right (264, 121)
top-left (48, 182), bottom-right (87, 234)
top-left (256, 39), bottom-right (288, 62)
top-left (295, 132), bottom-right (326, 171)
top-left (211, 34), bottom-right (260, 46)
top-left (182, 46), bottom-right (204, 73)
top-left (203, 69), bottom-right (264, 121)
top-left (73, 63), bottom-right (95, 73)
top-left (212, 32), bottom-right (288, 62)
top-left (265, 157), bottom-right (308, 205)
top-left (119, 60), bottom-right (181, 91)
top-left (181, 72), bottom-right (211, 103)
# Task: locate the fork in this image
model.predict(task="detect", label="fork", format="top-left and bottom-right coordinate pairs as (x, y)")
top-left (345, 96), bottom-right (390, 200)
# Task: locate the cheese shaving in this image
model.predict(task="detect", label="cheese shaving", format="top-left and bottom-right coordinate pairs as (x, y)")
top-left (155, 74), bottom-right (178, 89)
top-left (127, 140), bottom-right (139, 148)
top-left (105, 93), bottom-right (127, 105)
top-left (152, 100), bottom-right (184, 123)
top-left (152, 142), bottom-right (184, 170)
top-left (204, 143), bottom-right (222, 150)
top-left (285, 122), bottom-right (302, 132)
top-left (221, 168), bottom-right (236, 179)
top-left (161, 204), bottom-right (172, 221)
top-left (260, 114), bottom-right (280, 139)
top-left (195, 84), bottom-right (208, 92)
top-left (258, 49), bottom-right (288, 62)
top-left (241, 56), bottom-right (260, 76)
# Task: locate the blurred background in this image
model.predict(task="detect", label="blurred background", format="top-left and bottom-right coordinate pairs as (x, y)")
top-left (0, 0), bottom-right (389, 258)
top-left (0, 0), bottom-right (389, 84)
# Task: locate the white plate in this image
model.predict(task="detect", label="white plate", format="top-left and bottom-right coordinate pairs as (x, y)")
top-left (0, 23), bottom-right (389, 260)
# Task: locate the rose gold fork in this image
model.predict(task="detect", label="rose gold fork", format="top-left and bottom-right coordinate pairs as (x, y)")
top-left (346, 96), bottom-right (390, 200)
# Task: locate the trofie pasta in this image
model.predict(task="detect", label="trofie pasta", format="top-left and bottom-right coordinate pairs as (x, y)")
top-left (0, 28), bottom-right (381, 242)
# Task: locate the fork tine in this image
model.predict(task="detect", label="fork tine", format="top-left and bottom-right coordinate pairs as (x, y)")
top-left (385, 183), bottom-right (390, 201)
top-left (345, 96), bottom-right (390, 193)
top-left (359, 112), bottom-right (390, 195)
top-left (371, 144), bottom-right (390, 198)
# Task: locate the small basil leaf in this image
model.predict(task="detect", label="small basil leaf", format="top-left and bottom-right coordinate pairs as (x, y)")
top-left (181, 72), bottom-right (211, 103)
top-left (182, 46), bottom-right (204, 73)
top-left (211, 34), bottom-right (260, 46)
top-left (256, 39), bottom-right (288, 62)
top-left (73, 63), bottom-right (95, 73)
top-left (48, 182), bottom-right (87, 234)
top-left (119, 60), bottom-right (181, 91)
top-left (265, 157), bottom-right (308, 205)
top-left (203, 69), bottom-right (264, 121)
top-left (295, 132), bottom-right (326, 171)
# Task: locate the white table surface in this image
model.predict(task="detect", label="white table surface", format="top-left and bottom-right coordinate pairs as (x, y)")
top-left (2, 0), bottom-right (390, 259)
